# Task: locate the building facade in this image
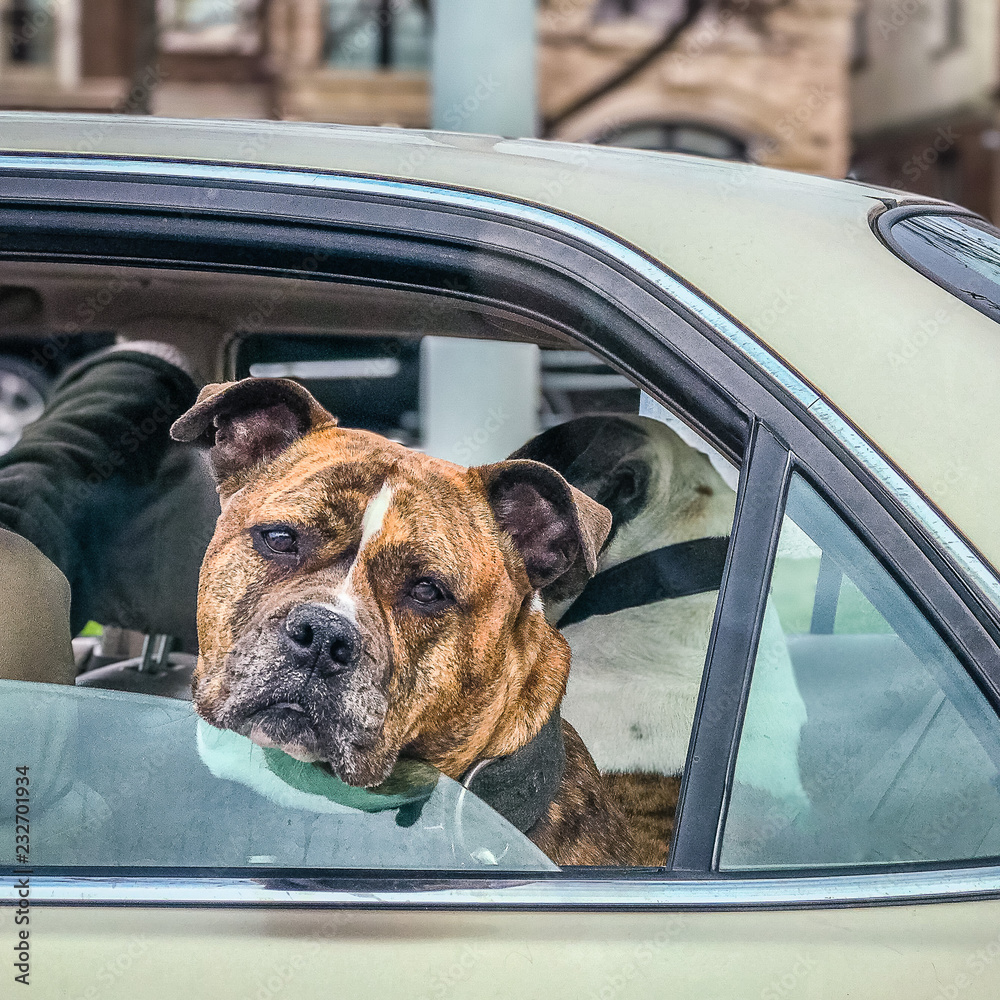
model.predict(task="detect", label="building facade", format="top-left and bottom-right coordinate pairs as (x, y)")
top-left (1, 1), bottom-right (997, 219)
top-left (539, 0), bottom-right (856, 178)
top-left (0, 0), bottom-right (854, 175)
top-left (848, 0), bottom-right (1000, 221)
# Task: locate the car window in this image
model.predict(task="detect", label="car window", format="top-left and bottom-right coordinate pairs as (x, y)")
top-left (0, 261), bottom-right (744, 871)
top-left (881, 210), bottom-right (1000, 324)
top-left (0, 679), bottom-right (556, 870)
top-left (721, 473), bottom-right (1000, 869)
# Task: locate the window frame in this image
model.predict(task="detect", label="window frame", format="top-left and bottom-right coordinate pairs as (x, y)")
top-left (0, 157), bottom-right (998, 907)
top-left (678, 422), bottom-right (1000, 876)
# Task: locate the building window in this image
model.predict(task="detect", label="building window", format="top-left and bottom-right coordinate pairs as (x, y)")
top-left (158, 0), bottom-right (261, 55)
top-left (1, 0), bottom-right (55, 68)
top-left (324, 0), bottom-right (431, 71)
top-left (929, 0), bottom-right (963, 58)
top-left (594, 0), bottom-right (686, 29)
top-left (596, 121), bottom-right (749, 161)
top-left (850, 1), bottom-right (869, 73)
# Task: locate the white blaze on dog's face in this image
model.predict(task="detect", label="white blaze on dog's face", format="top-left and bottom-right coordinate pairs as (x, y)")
top-left (170, 379), bottom-right (611, 788)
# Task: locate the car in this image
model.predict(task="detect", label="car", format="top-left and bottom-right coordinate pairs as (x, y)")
top-left (2, 111), bottom-right (1000, 999)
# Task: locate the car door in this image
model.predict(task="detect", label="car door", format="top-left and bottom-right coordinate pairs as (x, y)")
top-left (2, 152), bottom-right (1000, 1000)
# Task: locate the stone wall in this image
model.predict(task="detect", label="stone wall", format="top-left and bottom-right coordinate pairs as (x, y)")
top-left (0, 0), bottom-right (857, 178)
top-left (539, 0), bottom-right (858, 177)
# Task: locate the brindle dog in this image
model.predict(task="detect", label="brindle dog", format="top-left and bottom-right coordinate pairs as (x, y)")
top-left (171, 378), bottom-right (653, 865)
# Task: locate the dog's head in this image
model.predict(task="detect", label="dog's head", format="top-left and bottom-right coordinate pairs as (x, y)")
top-left (511, 415), bottom-right (736, 606)
top-left (171, 379), bottom-right (610, 787)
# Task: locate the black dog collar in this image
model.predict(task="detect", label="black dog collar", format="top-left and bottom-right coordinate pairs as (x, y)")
top-left (459, 709), bottom-right (566, 834)
top-left (557, 536), bottom-right (730, 628)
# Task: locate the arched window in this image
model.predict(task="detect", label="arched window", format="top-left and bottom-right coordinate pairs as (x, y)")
top-left (593, 0), bottom-right (687, 28)
top-left (595, 121), bottom-right (750, 161)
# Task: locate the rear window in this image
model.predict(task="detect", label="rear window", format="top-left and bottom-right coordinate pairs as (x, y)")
top-left (880, 209), bottom-right (1000, 324)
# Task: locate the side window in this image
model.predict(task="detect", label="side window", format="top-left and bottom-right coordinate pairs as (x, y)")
top-left (721, 473), bottom-right (1000, 869)
top-left (234, 339), bottom-right (745, 868)
top-left (0, 260), bottom-right (743, 871)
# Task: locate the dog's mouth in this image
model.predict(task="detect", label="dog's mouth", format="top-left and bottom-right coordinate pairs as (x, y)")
top-left (234, 696), bottom-right (395, 785)
top-left (244, 702), bottom-right (322, 763)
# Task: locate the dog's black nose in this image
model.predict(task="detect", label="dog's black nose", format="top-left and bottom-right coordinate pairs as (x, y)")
top-left (280, 604), bottom-right (362, 676)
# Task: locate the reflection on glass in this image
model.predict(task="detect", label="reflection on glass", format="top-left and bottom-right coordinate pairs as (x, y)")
top-left (0, 680), bottom-right (556, 870)
top-left (721, 474), bottom-right (1000, 869)
top-left (904, 215), bottom-right (1000, 290)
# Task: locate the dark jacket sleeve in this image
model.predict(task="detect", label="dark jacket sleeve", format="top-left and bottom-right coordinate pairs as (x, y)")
top-left (0, 348), bottom-right (203, 637)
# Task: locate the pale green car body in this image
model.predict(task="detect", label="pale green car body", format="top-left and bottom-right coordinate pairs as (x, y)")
top-left (1, 113), bottom-right (999, 999)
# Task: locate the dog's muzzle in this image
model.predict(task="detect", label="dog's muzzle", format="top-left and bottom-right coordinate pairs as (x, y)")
top-left (279, 603), bottom-right (362, 675)
top-left (214, 601), bottom-right (391, 781)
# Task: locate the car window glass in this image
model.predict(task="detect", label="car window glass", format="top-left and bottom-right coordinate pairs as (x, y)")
top-left (233, 333), bottom-right (743, 866)
top-left (885, 212), bottom-right (1000, 323)
top-left (0, 680), bottom-right (555, 870)
top-left (721, 473), bottom-right (1000, 869)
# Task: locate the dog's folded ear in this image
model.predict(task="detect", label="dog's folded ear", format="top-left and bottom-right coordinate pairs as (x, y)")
top-left (170, 378), bottom-right (336, 490)
top-left (475, 459), bottom-right (612, 590)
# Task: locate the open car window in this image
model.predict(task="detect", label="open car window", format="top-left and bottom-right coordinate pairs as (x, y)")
top-left (0, 259), bottom-right (745, 872)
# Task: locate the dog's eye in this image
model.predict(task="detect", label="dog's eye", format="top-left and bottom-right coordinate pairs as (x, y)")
top-left (409, 578), bottom-right (449, 606)
top-left (262, 527), bottom-right (298, 554)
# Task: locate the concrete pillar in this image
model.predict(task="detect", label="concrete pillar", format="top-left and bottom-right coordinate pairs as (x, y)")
top-left (419, 338), bottom-right (540, 466)
top-left (422, 0), bottom-right (539, 466)
top-left (431, 0), bottom-right (536, 137)
top-left (56, 0), bottom-right (82, 89)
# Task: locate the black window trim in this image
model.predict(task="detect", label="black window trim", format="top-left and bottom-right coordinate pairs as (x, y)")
top-left (0, 161), bottom-right (998, 904)
top-left (670, 423), bottom-right (789, 873)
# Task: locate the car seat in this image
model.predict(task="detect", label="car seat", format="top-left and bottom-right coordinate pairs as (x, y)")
top-left (0, 526), bottom-right (75, 684)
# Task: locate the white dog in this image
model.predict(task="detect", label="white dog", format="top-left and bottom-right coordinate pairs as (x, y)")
top-left (513, 415), bottom-right (808, 808)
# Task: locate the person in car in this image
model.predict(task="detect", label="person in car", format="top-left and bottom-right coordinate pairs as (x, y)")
top-left (0, 342), bottom-right (217, 681)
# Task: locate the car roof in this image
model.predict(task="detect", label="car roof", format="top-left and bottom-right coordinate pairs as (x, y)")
top-left (0, 112), bottom-right (997, 574)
